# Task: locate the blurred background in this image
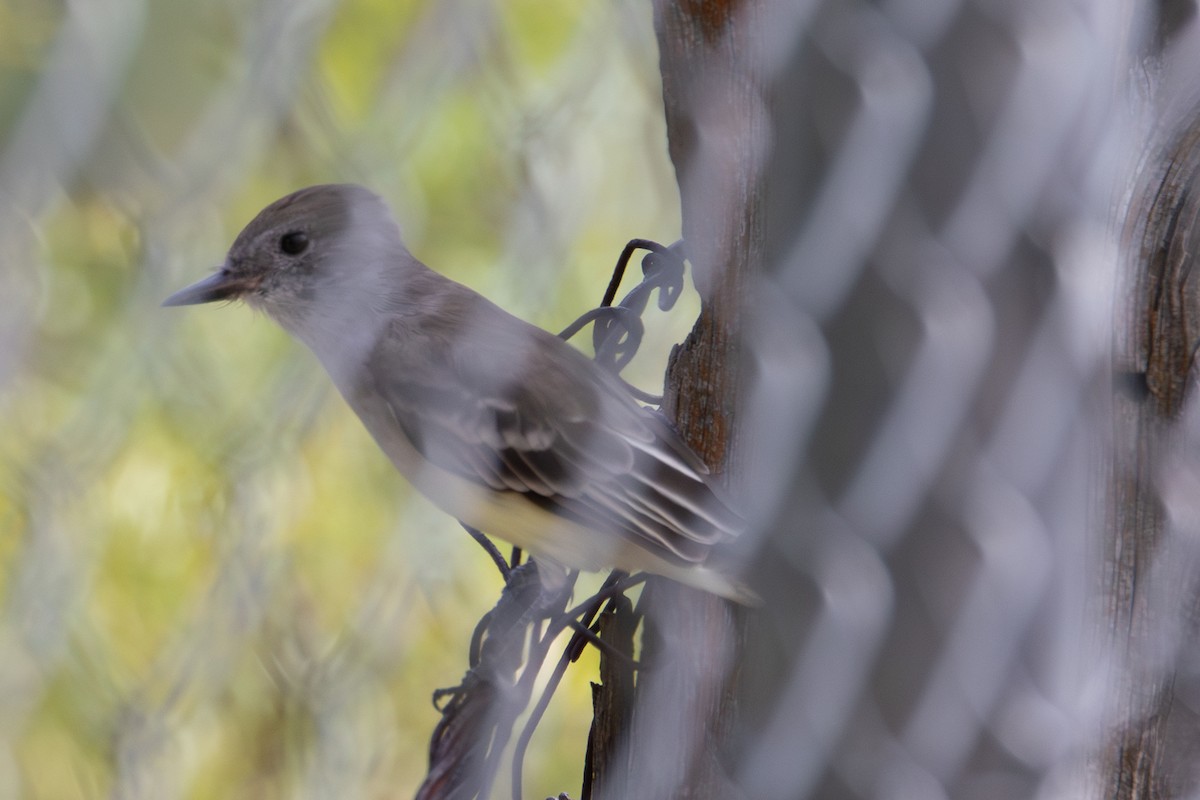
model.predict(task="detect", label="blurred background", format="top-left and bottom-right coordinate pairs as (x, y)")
top-left (0, 0), bottom-right (688, 796)
top-left (7, 1), bottom-right (1199, 799)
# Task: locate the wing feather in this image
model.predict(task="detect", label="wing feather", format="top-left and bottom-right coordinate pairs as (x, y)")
top-left (366, 289), bottom-right (741, 568)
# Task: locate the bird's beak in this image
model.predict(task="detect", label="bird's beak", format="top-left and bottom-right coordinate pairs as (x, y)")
top-left (162, 269), bottom-right (249, 307)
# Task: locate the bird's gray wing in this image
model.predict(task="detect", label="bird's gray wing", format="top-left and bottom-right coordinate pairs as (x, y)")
top-left (365, 297), bottom-right (740, 566)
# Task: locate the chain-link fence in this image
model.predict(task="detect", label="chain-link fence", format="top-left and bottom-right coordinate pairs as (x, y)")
top-left (1, 0), bottom-right (1186, 798)
top-left (733, 2), bottom-right (1130, 797)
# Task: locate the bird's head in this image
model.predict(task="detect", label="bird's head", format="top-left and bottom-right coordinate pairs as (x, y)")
top-left (164, 184), bottom-right (407, 341)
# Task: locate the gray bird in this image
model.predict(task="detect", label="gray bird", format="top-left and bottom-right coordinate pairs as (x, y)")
top-left (165, 184), bottom-right (747, 600)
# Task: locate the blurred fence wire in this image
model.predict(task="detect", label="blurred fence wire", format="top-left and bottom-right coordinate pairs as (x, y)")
top-left (732, 2), bottom-right (1136, 799)
top-left (0, 1), bottom-right (677, 797)
top-left (0, 0), bottom-right (1188, 798)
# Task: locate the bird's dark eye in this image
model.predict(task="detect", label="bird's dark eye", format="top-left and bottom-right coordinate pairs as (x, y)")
top-left (279, 231), bottom-right (309, 256)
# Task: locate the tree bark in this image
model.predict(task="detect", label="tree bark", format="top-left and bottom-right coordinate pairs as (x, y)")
top-left (1096, 9), bottom-right (1200, 796)
top-left (587, 2), bottom-right (769, 798)
top-left (1105, 107), bottom-right (1200, 800)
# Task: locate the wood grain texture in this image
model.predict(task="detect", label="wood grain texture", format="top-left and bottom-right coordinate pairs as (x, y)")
top-left (591, 1), bottom-right (769, 797)
top-left (1106, 108), bottom-right (1200, 800)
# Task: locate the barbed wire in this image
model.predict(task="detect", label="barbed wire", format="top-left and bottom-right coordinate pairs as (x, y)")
top-left (419, 235), bottom-right (679, 800)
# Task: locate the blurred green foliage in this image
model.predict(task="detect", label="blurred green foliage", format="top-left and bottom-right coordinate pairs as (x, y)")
top-left (0, 0), bottom-right (684, 796)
